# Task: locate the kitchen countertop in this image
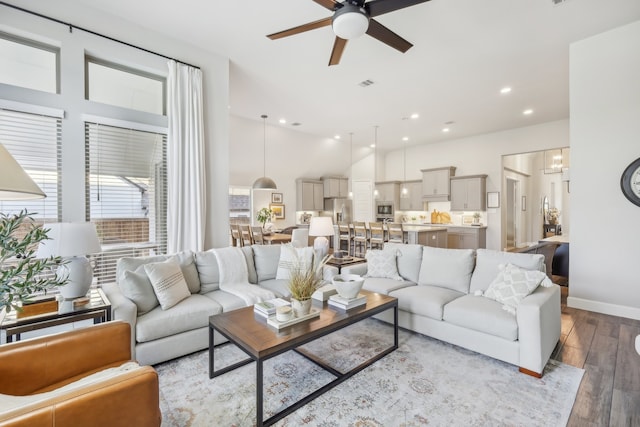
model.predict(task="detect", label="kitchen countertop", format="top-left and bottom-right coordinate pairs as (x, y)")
top-left (401, 224), bottom-right (448, 232)
top-left (402, 223), bottom-right (488, 229)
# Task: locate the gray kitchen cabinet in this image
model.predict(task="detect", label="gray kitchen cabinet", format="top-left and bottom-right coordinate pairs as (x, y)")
top-left (375, 181), bottom-right (400, 206)
top-left (422, 167), bottom-right (456, 201)
top-left (296, 179), bottom-right (324, 211)
top-left (450, 175), bottom-right (487, 211)
top-left (322, 176), bottom-right (348, 198)
top-left (446, 226), bottom-right (486, 249)
top-left (406, 228), bottom-right (448, 248)
top-left (399, 180), bottom-right (424, 211)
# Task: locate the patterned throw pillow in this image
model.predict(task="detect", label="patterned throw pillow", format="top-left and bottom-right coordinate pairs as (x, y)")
top-left (275, 244), bottom-right (315, 280)
top-left (364, 249), bottom-right (402, 281)
top-left (481, 263), bottom-right (552, 314)
top-left (144, 259), bottom-right (191, 310)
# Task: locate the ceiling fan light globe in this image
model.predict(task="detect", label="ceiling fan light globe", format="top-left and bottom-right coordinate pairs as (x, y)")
top-left (332, 5), bottom-right (369, 40)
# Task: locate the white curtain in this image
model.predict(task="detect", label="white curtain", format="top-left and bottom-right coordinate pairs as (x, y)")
top-left (167, 60), bottom-right (205, 252)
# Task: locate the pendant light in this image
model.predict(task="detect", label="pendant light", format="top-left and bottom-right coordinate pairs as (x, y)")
top-left (373, 126), bottom-right (379, 198)
top-left (348, 132), bottom-right (354, 199)
top-left (252, 115), bottom-right (277, 190)
top-left (401, 117), bottom-right (409, 198)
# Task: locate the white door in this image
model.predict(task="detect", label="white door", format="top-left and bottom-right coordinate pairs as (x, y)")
top-left (353, 180), bottom-right (373, 222)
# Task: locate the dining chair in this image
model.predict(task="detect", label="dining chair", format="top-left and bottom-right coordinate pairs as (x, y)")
top-left (290, 228), bottom-right (309, 248)
top-left (368, 222), bottom-right (385, 250)
top-left (251, 226), bottom-right (265, 244)
top-left (352, 222), bottom-right (368, 257)
top-left (337, 222), bottom-right (353, 256)
top-left (238, 224), bottom-right (253, 247)
top-left (230, 224), bottom-right (241, 247)
top-left (386, 222), bottom-right (405, 244)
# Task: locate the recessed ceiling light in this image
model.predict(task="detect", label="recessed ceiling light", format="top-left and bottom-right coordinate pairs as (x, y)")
top-left (402, 136), bottom-right (409, 141)
top-left (334, 135), bottom-right (341, 139)
top-left (523, 109), bottom-right (533, 115)
top-left (410, 113), bottom-right (419, 119)
top-left (370, 144), bottom-right (376, 148)
top-left (500, 87), bottom-right (512, 94)
top-left (279, 118), bottom-right (286, 124)
top-left (442, 128), bottom-right (450, 133)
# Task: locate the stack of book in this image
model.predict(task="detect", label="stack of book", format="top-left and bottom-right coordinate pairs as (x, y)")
top-left (253, 298), bottom-right (290, 318)
top-left (328, 293), bottom-right (367, 311)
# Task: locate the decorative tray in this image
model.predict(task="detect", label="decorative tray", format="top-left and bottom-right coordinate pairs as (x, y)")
top-left (267, 308), bottom-right (320, 330)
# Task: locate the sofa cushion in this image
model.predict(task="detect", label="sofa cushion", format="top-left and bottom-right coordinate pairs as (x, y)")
top-left (256, 279), bottom-right (291, 298)
top-left (482, 263), bottom-right (551, 315)
top-left (417, 247), bottom-right (475, 293)
top-left (119, 268), bottom-right (159, 315)
top-left (470, 249), bottom-right (544, 293)
top-left (390, 285), bottom-right (464, 320)
top-left (117, 251), bottom-right (200, 293)
top-left (382, 243), bottom-right (423, 283)
top-left (144, 259), bottom-right (191, 310)
top-left (136, 294), bottom-right (222, 343)
top-left (364, 249), bottom-right (402, 280)
top-left (242, 246), bottom-right (258, 284)
top-left (276, 244), bottom-right (314, 280)
top-left (362, 277), bottom-right (416, 295)
top-left (443, 294), bottom-right (518, 341)
top-left (195, 250), bottom-right (220, 293)
top-left (202, 290), bottom-right (246, 312)
top-left (252, 244), bottom-right (282, 282)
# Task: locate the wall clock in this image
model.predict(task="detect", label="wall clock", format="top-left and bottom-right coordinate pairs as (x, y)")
top-left (621, 157), bottom-right (640, 207)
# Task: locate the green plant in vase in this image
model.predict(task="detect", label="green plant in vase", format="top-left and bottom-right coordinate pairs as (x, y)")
top-left (288, 253), bottom-right (329, 317)
top-left (0, 210), bottom-right (67, 314)
top-left (256, 207), bottom-right (274, 232)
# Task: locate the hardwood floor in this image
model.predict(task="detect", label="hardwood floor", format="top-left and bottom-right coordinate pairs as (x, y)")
top-left (553, 286), bottom-right (640, 426)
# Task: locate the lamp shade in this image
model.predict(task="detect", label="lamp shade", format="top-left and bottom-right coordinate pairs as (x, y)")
top-left (252, 176), bottom-right (277, 190)
top-left (332, 4), bottom-right (369, 40)
top-left (0, 143), bottom-right (46, 200)
top-left (36, 222), bottom-right (102, 258)
top-left (309, 217), bottom-right (334, 237)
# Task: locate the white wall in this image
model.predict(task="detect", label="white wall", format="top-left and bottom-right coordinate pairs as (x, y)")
top-left (382, 120), bottom-right (569, 249)
top-left (568, 19), bottom-right (640, 319)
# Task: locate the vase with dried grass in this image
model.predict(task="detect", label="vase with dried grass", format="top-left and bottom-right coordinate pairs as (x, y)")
top-left (288, 254), bottom-right (329, 317)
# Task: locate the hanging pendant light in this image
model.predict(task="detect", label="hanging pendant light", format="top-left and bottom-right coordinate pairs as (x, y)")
top-left (252, 115), bottom-right (277, 190)
top-left (348, 132), bottom-right (354, 199)
top-left (373, 126), bottom-right (379, 198)
top-left (401, 117), bottom-right (409, 198)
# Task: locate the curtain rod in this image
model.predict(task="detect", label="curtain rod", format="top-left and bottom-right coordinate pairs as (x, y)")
top-left (0, 1), bottom-right (201, 70)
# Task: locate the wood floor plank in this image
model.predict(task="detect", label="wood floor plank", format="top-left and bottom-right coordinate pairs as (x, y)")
top-left (609, 389), bottom-right (640, 427)
top-left (613, 324), bottom-right (640, 392)
top-left (564, 318), bottom-right (597, 353)
top-left (585, 333), bottom-right (618, 371)
top-left (568, 364), bottom-right (614, 427)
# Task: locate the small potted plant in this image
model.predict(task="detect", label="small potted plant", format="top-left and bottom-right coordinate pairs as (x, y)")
top-left (288, 254), bottom-right (329, 317)
top-left (0, 210), bottom-right (67, 316)
top-left (547, 208), bottom-right (560, 225)
top-left (473, 212), bottom-right (481, 224)
top-left (256, 207), bottom-right (274, 232)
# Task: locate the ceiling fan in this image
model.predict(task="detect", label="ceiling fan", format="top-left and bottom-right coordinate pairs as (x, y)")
top-left (267, 0), bottom-right (431, 66)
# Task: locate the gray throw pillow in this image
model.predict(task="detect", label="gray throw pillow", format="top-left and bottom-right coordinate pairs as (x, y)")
top-left (119, 268), bottom-right (159, 315)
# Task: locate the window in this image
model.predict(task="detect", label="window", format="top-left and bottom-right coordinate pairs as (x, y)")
top-left (0, 33), bottom-right (59, 93)
top-left (86, 57), bottom-right (165, 115)
top-left (0, 108), bottom-right (61, 221)
top-left (85, 122), bottom-right (167, 283)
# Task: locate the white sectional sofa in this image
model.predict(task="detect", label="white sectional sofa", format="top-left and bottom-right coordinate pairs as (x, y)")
top-left (341, 243), bottom-right (561, 377)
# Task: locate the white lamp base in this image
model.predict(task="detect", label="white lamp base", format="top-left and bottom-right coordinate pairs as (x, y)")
top-left (57, 256), bottom-right (94, 299)
top-left (313, 236), bottom-right (329, 260)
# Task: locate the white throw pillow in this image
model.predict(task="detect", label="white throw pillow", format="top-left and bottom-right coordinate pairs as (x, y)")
top-left (481, 263), bottom-right (552, 314)
top-left (144, 259), bottom-right (191, 310)
top-left (276, 244), bottom-right (315, 280)
top-left (364, 249), bottom-right (402, 281)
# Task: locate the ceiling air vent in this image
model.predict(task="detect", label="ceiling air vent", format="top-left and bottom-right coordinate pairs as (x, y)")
top-left (552, 0), bottom-right (568, 5)
top-left (358, 79), bottom-right (374, 87)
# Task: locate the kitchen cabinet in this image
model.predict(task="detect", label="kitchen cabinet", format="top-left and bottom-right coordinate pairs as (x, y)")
top-left (399, 181), bottom-right (424, 211)
top-left (374, 181), bottom-right (400, 206)
top-left (404, 225), bottom-right (448, 248)
top-left (296, 179), bottom-right (324, 211)
top-left (322, 176), bottom-right (349, 198)
top-left (450, 175), bottom-right (487, 211)
top-left (446, 226), bottom-right (486, 250)
top-left (422, 167), bottom-right (456, 201)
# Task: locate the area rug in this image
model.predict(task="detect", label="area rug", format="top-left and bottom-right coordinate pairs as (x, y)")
top-left (155, 319), bottom-right (583, 426)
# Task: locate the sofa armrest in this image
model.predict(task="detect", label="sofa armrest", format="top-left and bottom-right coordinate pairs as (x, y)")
top-left (516, 284), bottom-right (561, 375)
top-left (341, 263), bottom-right (368, 276)
top-left (102, 283), bottom-right (138, 356)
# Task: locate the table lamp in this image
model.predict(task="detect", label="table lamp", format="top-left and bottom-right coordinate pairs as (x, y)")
top-left (36, 222), bottom-right (102, 299)
top-left (308, 216), bottom-right (334, 260)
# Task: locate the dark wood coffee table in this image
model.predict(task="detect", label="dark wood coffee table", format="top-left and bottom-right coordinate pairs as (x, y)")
top-left (208, 290), bottom-right (398, 427)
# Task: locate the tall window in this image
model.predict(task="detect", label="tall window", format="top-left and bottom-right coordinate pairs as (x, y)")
top-left (0, 108), bottom-right (61, 220)
top-left (85, 122), bottom-right (167, 283)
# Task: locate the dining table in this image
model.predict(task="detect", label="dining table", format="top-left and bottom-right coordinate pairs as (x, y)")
top-left (262, 233), bottom-right (292, 244)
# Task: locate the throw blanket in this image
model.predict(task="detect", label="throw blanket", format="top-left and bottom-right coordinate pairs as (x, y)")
top-left (212, 247), bottom-right (275, 305)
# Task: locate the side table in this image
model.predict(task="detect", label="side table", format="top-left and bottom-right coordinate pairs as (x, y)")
top-left (325, 256), bottom-right (366, 274)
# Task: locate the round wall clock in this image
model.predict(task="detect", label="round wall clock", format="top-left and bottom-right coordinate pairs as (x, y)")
top-left (621, 157), bottom-right (640, 207)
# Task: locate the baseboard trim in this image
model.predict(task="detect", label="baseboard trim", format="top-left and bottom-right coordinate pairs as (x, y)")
top-left (567, 296), bottom-right (640, 321)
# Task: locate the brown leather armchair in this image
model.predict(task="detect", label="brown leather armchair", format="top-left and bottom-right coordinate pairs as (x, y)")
top-left (0, 321), bottom-right (160, 427)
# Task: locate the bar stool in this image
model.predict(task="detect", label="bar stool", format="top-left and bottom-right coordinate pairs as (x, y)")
top-left (352, 222), bottom-right (368, 257)
top-left (368, 222), bottom-right (385, 250)
top-left (337, 222), bottom-right (353, 255)
top-left (386, 222), bottom-right (405, 244)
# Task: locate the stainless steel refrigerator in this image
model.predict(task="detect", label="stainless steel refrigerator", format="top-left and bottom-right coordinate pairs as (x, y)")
top-left (324, 198), bottom-right (352, 224)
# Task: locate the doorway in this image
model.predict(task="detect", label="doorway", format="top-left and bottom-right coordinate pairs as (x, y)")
top-left (506, 178), bottom-right (518, 250)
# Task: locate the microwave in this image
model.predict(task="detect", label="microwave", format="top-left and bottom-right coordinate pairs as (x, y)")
top-left (376, 202), bottom-right (394, 217)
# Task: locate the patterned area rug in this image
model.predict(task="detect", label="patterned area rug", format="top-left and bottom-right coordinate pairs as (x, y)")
top-left (155, 319), bottom-right (583, 426)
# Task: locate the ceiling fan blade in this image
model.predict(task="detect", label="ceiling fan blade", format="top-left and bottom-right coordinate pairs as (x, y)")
top-left (366, 19), bottom-right (413, 53)
top-left (312, 0), bottom-right (341, 11)
top-left (267, 17), bottom-right (332, 40)
top-left (329, 37), bottom-right (348, 66)
top-left (366, 0), bottom-right (431, 18)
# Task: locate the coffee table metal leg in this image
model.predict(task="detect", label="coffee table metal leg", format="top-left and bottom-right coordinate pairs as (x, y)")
top-left (394, 305), bottom-right (399, 348)
top-left (209, 326), bottom-right (214, 379)
top-left (257, 359), bottom-right (264, 426)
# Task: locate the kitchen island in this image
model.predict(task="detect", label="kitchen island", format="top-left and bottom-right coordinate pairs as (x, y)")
top-left (401, 223), bottom-right (487, 250)
top-left (402, 224), bottom-right (448, 248)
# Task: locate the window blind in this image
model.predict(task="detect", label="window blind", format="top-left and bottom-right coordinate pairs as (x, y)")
top-left (85, 122), bottom-right (167, 284)
top-left (0, 108), bottom-right (61, 220)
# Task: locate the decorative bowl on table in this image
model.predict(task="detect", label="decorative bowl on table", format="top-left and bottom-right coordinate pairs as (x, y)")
top-left (331, 274), bottom-right (364, 299)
